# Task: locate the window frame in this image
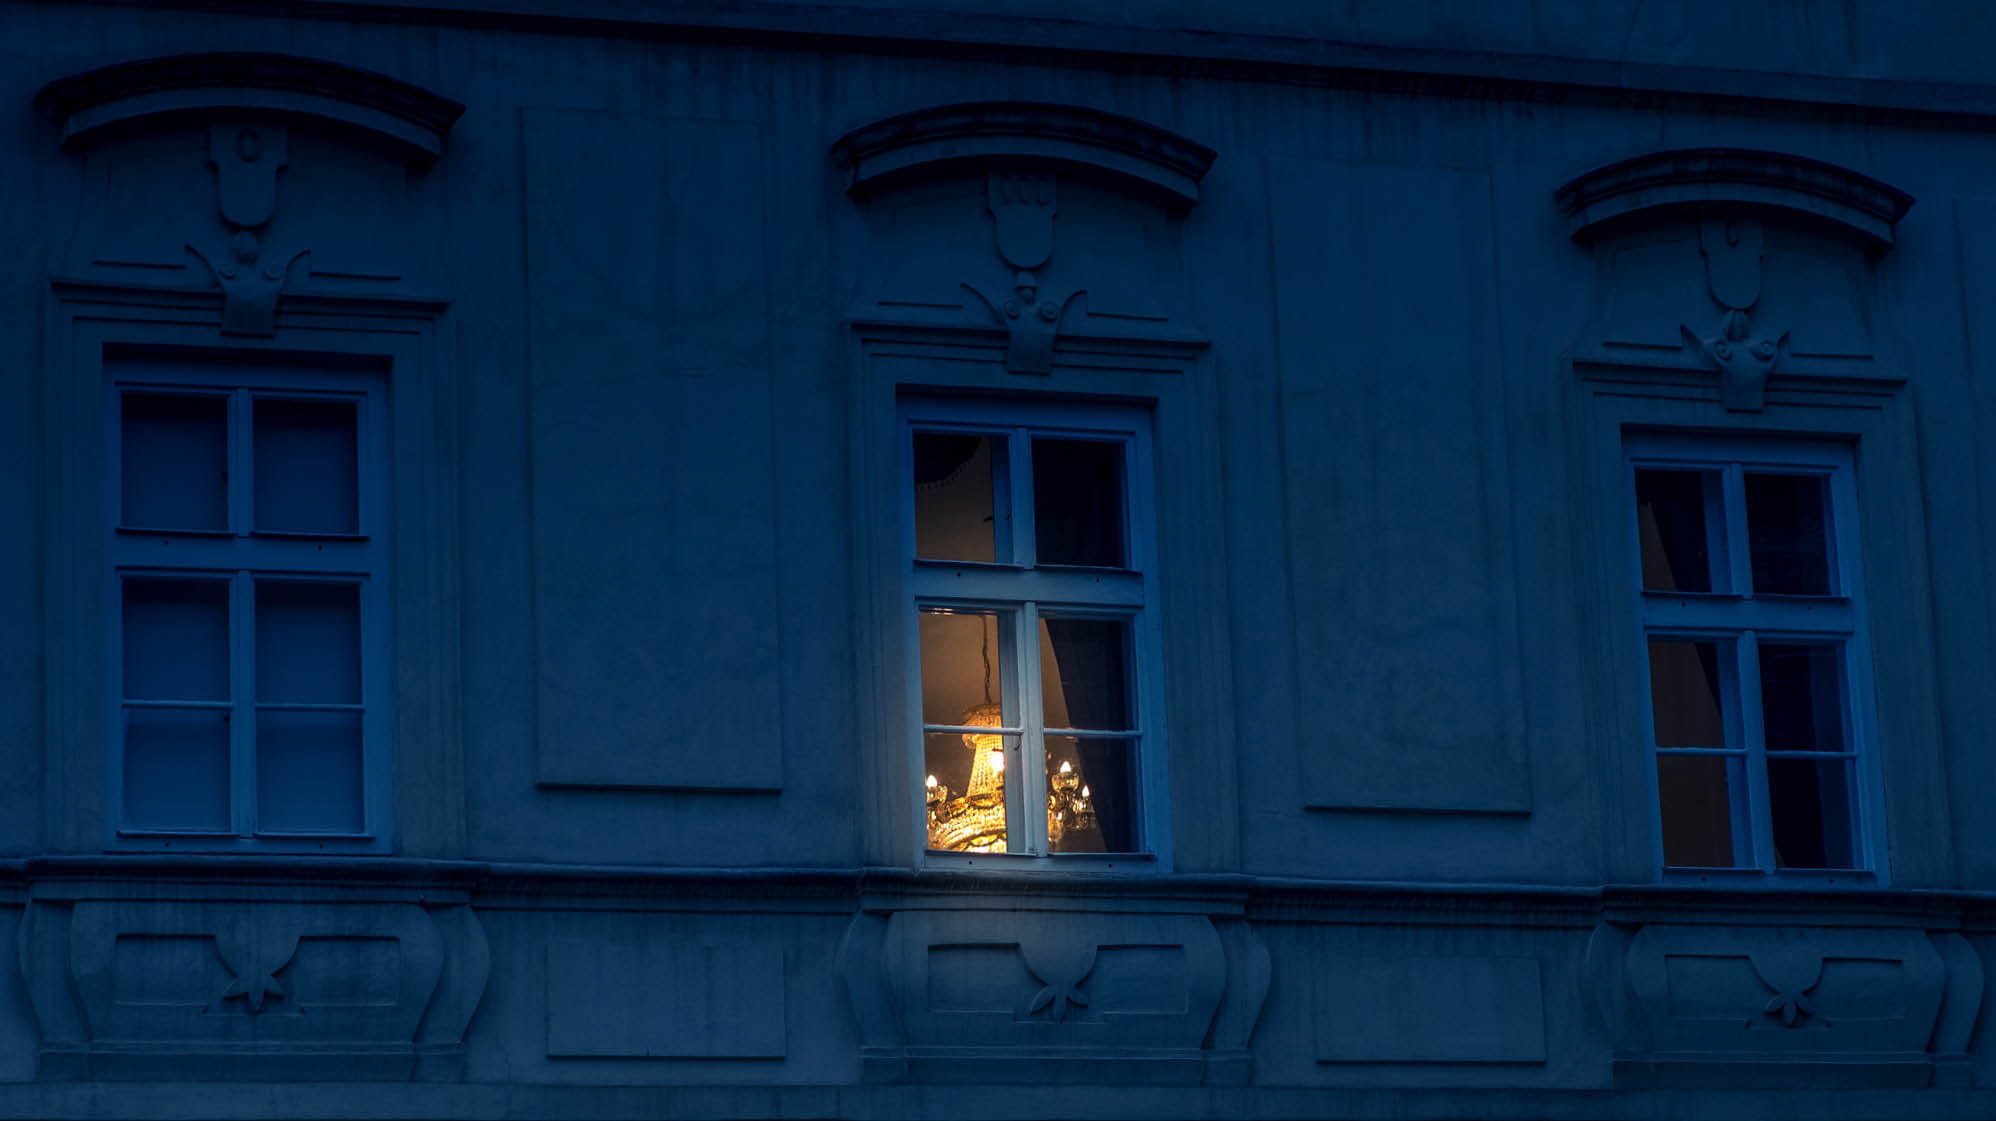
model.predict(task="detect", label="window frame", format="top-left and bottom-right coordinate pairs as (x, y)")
top-left (899, 395), bottom-right (1169, 867)
top-left (101, 358), bottom-right (392, 851)
top-left (1625, 432), bottom-right (1886, 882)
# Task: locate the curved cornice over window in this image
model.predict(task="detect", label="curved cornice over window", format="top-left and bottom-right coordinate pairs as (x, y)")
top-left (1555, 148), bottom-right (1913, 248)
top-left (831, 101), bottom-right (1216, 210)
top-left (37, 53), bottom-right (463, 165)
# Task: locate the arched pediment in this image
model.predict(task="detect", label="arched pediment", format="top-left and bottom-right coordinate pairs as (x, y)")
top-left (831, 101), bottom-right (1215, 211)
top-left (37, 52), bottom-right (463, 165)
top-left (1555, 148), bottom-right (1913, 248)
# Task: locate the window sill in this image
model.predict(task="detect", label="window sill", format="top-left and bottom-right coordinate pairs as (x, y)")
top-left (1658, 866), bottom-right (1881, 889)
top-left (109, 833), bottom-right (389, 856)
top-left (920, 849), bottom-right (1161, 876)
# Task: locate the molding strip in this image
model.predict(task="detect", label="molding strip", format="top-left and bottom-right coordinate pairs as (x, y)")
top-left (832, 101), bottom-right (1216, 210)
top-left (1555, 147), bottom-right (1915, 247)
top-left (37, 52), bottom-right (464, 165)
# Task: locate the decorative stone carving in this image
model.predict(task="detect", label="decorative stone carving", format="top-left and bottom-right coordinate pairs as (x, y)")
top-left (1674, 217), bottom-right (1788, 411)
top-left (20, 891), bottom-right (489, 1081)
top-left (36, 53), bottom-right (461, 327)
top-left (1558, 149), bottom-right (1912, 402)
top-left (1584, 917), bottom-right (1983, 1088)
top-left (186, 232), bottom-right (309, 337)
top-left (837, 900), bottom-right (1265, 1085)
top-left (961, 173), bottom-right (1084, 375)
top-left (834, 101), bottom-right (1213, 369)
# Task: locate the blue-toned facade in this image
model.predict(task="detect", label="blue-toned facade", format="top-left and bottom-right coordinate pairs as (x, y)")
top-left (4, 1), bottom-right (1996, 1117)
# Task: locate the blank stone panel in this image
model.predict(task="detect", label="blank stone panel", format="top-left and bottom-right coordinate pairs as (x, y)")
top-left (1270, 158), bottom-right (1528, 814)
top-left (546, 939), bottom-right (785, 1058)
top-left (524, 108), bottom-right (780, 791)
top-left (1315, 955), bottom-right (1545, 1063)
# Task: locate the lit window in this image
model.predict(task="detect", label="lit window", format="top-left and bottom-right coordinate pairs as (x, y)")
top-left (108, 361), bottom-right (388, 844)
top-left (904, 398), bottom-right (1160, 858)
top-left (1628, 434), bottom-right (1878, 874)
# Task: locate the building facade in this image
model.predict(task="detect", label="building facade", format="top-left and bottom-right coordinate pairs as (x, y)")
top-left (4, 1), bottom-right (1996, 1116)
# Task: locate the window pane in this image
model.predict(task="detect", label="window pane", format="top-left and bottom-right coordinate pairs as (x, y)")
top-left (1759, 643), bottom-right (1845, 751)
top-left (124, 707), bottom-right (230, 831)
top-left (1046, 735), bottom-right (1136, 853)
top-left (123, 578), bottom-right (229, 701)
top-left (1647, 639), bottom-right (1728, 747)
top-left (918, 609), bottom-right (1008, 727)
top-left (257, 709), bottom-right (364, 833)
top-left (1656, 754), bottom-right (1741, 867)
top-left (254, 397), bottom-right (359, 534)
top-left (1746, 472), bottom-right (1831, 595)
top-left (1039, 617), bottom-right (1131, 730)
top-left (1032, 439), bottom-right (1125, 567)
top-left (913, 432), bottom-right (1003, 562)
top-left (1769, 757), bottom-right (1856, 869)
top-left (121, 393), bottom-right (227, 531)
top-left (1634, 468), bottom-right (1720, 593)
top-left (924, 730), bottom-right (1011, 853)
top-left (256, 582), bottom-right (361, 704)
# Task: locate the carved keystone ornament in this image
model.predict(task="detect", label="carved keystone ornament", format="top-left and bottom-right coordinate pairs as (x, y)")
top-left (185, 123), bottom-right (310, 337)
top-left (963, 172), bottom-right (1084, 376)
top-left (1680, 217), bottom-right (1788, 412)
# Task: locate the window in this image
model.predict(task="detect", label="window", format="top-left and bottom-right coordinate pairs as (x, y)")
top-left (903, 398), bottom-right (1162, 859)
top-left (106, 359), bottom-right (388, 846)
top-left (1628, 434), bottom-right (1880, 876)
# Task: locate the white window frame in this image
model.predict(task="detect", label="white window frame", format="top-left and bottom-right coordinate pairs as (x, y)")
top-left (900, 395), bottom-right (1168, 866)
top-left (103, 358), bottom-right (391, 850)
top-left (1627, 432), bottom-right (1885, 881)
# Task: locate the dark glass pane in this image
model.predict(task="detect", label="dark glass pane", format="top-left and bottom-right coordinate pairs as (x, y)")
top-left (1635, 469), bottom-right (1719, 593)
top-left (1040, 617), bottom-right (1130, 731)
top-left (123, 579), bottom-right (229, 701)
top-left (924, 730), bottom-right (1011, 853)
top-left (1656, 754), bottom-right (1740, 867)
top-left (1032, 439), bottom-right (1124, 567)
top-left (122, 393), bottom-right (228, 531)
top-left (1648, 639), bottom-right (1728, 747)
top-left (257, 709), bottom-right (364, 833)
top-left (918, 609), bottom-right (1007, 727)
top-left (1760, 643), bottom-right (1845, 751)
top-left (913, 432), bottom-right (1002, 562)
top-left (1746, 472), bottom-right (1831, 595)
top-left (124, 707), bottom-right (230, 831)
top-left (1046, 735), bottom-right (1136, 853)
top-left (1769, 757), bottom-right (1856, 869)
top-left (254, 397), bottom-right (359, 534)
top-left (256, 582), bottom-right (361, 704)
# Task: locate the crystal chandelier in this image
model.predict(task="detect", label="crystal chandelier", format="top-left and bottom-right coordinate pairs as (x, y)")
top-left (925, 706), bottom-right (1097, 853)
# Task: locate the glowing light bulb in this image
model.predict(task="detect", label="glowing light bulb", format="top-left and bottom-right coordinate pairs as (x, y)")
top-left (925, 774), bottom-right (938, 789)
top-left (992, 752), bottom-right (1005, 773)
top-left (1058, 761), bottom-right (1073, 774)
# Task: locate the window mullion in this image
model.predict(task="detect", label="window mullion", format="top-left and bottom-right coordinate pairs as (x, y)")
top-left (1737, 632), bottom-right (1774, 871)
top-left (1010, 428), bottom-right (1036, 567)
top-left (230, 388), bottom-right (252, 537)
top-left (230, 570), bottom-right (255, 839)
top-left (1721, 464), bottom-right (1751, 595)
top-left (1015, 600), bottom-right (1044, 856)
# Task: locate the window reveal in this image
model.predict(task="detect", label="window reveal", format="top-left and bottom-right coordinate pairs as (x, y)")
top-left (1629, 436), bottom-right (1875, 874)
top-left (110, 367), bottom-right (386, 842)
top-left (906, 402), bottom-right (1157, 858)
